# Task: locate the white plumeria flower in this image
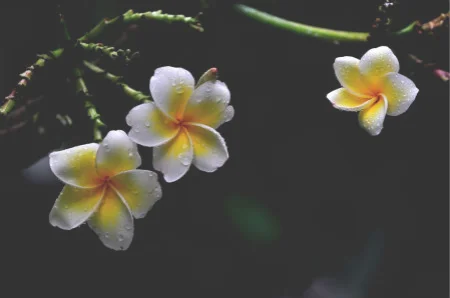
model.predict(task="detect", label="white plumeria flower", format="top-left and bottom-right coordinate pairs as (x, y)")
top-left (327, 46), bottom-right (419, 136)
top-left (49, 130), bottom-right (162, 250)
top-left (126, 66), bottom-right (234, 182)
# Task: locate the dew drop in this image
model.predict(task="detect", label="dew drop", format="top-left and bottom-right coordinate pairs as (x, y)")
top-left (118, 234), bottom-right (124, 242)
top-left (178, 153), bottom-right (191, 166)
top-left (144, 121), bottom-right (150, 127)
top-left (175, 86), bottom-right (184, 94)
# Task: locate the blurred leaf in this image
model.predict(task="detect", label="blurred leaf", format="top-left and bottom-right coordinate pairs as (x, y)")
top-left (225, 196), bottom-right (281, 243)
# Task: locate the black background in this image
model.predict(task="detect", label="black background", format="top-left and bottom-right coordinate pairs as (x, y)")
top-left (0, 0), bottom-right (448, 297)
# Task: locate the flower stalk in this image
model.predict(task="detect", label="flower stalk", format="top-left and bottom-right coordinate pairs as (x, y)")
top-left (1, 9), bottom-right (202, 116)
top-left (234, 4), bottom-right (449, 43)
top-left (77, 42), bottom-right (140, 64)
top-left (73, 67), bottom-right (106, 141)
top-left (82, 60), bottom-right (150, 102)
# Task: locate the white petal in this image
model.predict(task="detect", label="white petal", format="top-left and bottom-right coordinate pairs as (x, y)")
top-left (49, 185), bottom-right (105, 230)
top-left (149, 66), bottom-right (195, 120)
top-left (111, 170), bottom-right (162, 219)
top-left (96, 130), bottom-right (141, 177)
top-left (359, 46), bottom-right (399, 78)
top-left (153, 129), bottom-right (194, 182)
top-left (49, 143), bottom-right (101, 188)
top-left (185, 123), bottom-right (229, 173)
top-left (216, 105), bottom-right (235, 128)
top-left (126, 102), bottom-right (179, 147)
top-left (380, 73), bottom-right (419, 116)
top-left (88, 187), bottom-right (134, 251)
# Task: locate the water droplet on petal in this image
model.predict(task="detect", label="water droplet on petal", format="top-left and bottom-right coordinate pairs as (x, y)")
top-left (178, 153), bottom-right (191, 166)
top-left (144, 121), bottom-right (150, 127)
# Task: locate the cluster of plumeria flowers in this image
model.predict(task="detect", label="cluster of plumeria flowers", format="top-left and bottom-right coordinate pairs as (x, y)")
top-left (48, 46), bottom-right (419, 250)
top-left (49, 66), bottom-right (234, 250)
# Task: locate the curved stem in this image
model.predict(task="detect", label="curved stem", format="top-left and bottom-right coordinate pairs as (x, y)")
top-left (234, 4), bottom-right (429, 43)
top-left (234, 4), bottom-right (369, 42)
top-left (82, 60), bottom-right (150, 102)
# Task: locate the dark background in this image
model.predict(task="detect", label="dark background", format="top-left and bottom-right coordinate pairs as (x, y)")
top-left (0, 0), bottom-right (448, 297)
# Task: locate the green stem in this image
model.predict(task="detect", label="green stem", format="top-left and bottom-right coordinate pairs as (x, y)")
top-left (82, 60), bottom-right (150, 102)
top-left (78, 42), bottom-right (139, 63)
top-left (80, 9), bottom-right (203, 43)
top-left (234, 4), bottom-right (369, 42)
top-left (1, 9), bottom-right (202, 115)
top-left (73, 67), bottom-right (106, 141)
top-left (234, 4), bottom-right (425, 43)
top-left (0, 49), bottom-right (64, 115)
top-left (392, 21), bottom-right (418, 36)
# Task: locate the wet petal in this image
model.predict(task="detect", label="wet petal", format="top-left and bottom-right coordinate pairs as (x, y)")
top-left (49, 185), bottom-right (105, 230)
top-left (185, 123), bottom-right (229, 172)
top-left (111, 170), bottom-right (162, 219)
top-left (183, 81), bottom-right (232, 128)
top-left (327, 88), bottom-right (375, 111)
top-left (380, 73), bottom-right (419, 116)
top-left (149, 66), bottom-right (195, 120)
top-left (49, 143), bottom-right (101, 188)
top-left (360, 46), bottom-right (399, 78)
top-left (333, 56), bottom-right (373, 97)
top-left (153, 129), bottom-right (193, 183)
top-left (126, 102), bottom-right (179, 147)
top-left (96, 130), bottom-right (141, 177)
top-left (88, 187), bottom-right (134, 251)
top-left (216, 105), bottom-right (235, 128)
top-left (358, 95), bottom-right (388, 136)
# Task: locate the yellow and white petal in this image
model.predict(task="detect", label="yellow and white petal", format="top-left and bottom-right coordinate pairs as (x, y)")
top-left (183, 81), bottom-right (231, 128)
top-left (185, 123), bottom-right (229, 173)
top-left (49, 185), bottom-right (105, 230)
top-left (49, 143), bottom-right (102, 188)
top-left (96, 130), bottom-right (141, 178)
top-left (333, 56), bottom-right (373, 97)
top-left (111, 170), bottom-right (162, 219)
top-left (153, 129), bottom-right (194, 183)
top-left (126, 102), bottom-right (179, 147)
top-left (379, 73), bottom-right (419, 116)
top-left (359, 46), bottom-right (399, 78)
top-left (149, 66), bottom-right (195, 120)
top-left (327, 88), bottom-right (375, 111)
top-left (358, 95), bottom-right (388, 136)
top-left (88, 187), bottom-right (134, 251)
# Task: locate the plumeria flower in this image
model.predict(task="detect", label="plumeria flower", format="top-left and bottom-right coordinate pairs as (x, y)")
top-left (126, 66), bottom-right (234, 182)
top-left (327, 46), bottom-right (419, 135)
top-left (49, 130), bottom-right (162, 250)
